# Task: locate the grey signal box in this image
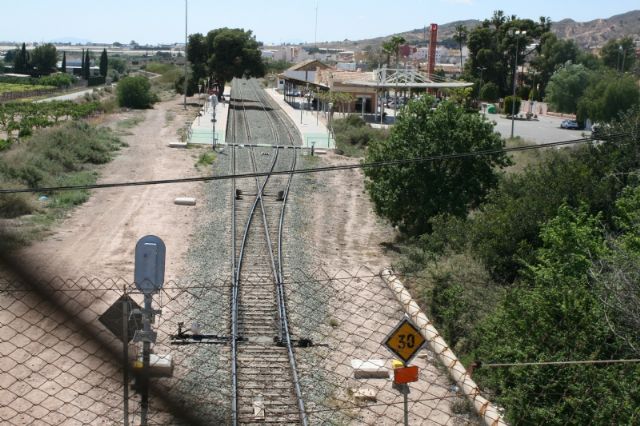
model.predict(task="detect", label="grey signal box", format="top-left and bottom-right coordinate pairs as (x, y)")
top-left (134, 235), bottom-right (166, 294)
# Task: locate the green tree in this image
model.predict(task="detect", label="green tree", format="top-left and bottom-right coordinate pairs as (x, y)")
top-left (576, 51), bottom-right (602, 70)
top-left (577, 71), bottom-right (640, 124)
top-left (470, 108), bottom-right (640, 283)
top-left (186, 28), bottom-right (264, 91)
top-left (473, 205), bottom-right (640, 424)
top-left (81, 50), bottom-right (86, 79)
top-left (600, 37), bottom-right (637, 72)
top-left (362, 45), bottom-right (386, 69)
top-left (187, 33), bottom-right (209, 84)
top-left (99, 49), bottom-right (108, 78)
top-left (544, 63), bottom-right (592, 114)
top-left (530, 33), bottom-right (580, 97)
top-left (365, 97), bottom-right (510, 234)
top-left (382, 35), bottom-right (406, 67)
top-left (4, 48), bottom-right (17, 65)
top-left (479, 82), bottom-right (500, 101)
top-left (13, 43), bottom-right (30, 74)
top-left (116, 76), bottom-right (154, 109)
top-left (465, 12), bottom-right (550, 97)
top-left (30, 44), bottom-right (57, 75)
top-left (61, 51), bottom-right (67, 73)
top-left (504, 95), bottom-right (521, 117)
top-left (83, 49), bottom-right (91, 79)
top-left (108, 56), bottom-right (127, 74)
top-left (453, 25), bottom-right (468, 71)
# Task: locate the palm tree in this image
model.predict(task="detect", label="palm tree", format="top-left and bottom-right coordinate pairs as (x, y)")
top-left (382, 35), bottom-right (406, 68)
top-left (491, 10), bottom-right (506, 30)
top-left (453, 25), bottom-right (468, 73)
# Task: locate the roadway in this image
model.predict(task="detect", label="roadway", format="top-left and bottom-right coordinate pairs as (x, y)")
top-left (36, 87), bottom-right (98, 103)
top-left (489, 113), bottom-right (589, 144)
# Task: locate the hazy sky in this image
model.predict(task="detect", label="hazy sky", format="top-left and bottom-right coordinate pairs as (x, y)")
top-left (1, 0), bottom-right (638, 45)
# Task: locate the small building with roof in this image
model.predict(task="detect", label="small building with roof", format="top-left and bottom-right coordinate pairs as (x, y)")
top-left (279, 60), bottom-right (473, 120)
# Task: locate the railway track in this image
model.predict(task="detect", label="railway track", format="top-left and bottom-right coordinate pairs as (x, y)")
top-left (227, 78), bottom-right (306, 425)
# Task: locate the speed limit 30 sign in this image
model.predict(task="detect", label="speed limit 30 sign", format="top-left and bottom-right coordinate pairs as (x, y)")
top-left (383, 316), bottom-right (426, 365)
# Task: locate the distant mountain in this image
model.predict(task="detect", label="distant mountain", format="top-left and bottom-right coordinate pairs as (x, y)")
top-left (49, 37), bottom-right (92, 45)
top-left (317, 10), bottom-right (640, 50)
top-left (552, 10), bottom-right (640, 48)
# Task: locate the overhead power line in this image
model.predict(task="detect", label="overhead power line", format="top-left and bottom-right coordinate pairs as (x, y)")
top-left (478, 358), bottom-right (640, 368)
top-left (0, 134), bottom-right (629, 195)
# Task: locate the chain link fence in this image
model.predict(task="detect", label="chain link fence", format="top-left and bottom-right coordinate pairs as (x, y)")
top-left (0, 268), bottom-right (474, 425)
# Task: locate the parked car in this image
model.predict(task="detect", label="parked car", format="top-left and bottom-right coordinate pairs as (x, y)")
top-left (560, 119), bottom-right (580, 130)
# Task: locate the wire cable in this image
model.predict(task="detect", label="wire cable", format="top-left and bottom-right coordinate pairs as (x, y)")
top-left (0, 133), bottom-right (629, 195)
top-left (478, 358), bottom-right (640, 368)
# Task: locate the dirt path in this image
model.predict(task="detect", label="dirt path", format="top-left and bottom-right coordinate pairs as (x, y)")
top-left (296, 153), bottom-right (459, 425)
top-left (305, 153), bottom-right (396, 274)
top-left (17, 97), bottom-right (204, 281)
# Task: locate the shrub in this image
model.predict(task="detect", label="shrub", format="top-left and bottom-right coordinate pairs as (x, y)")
top-left (38, 73), bottom-right (75, 88)
top-left (0, 184), bottom-right (36, 218)
top-left (331, 115), bottom-right (387, 157)
top-left (87, 76), bottom-right (106, 87)
top-left (516, 85), bottom-right (531, 100)
top-left (504, 95), bottom-right (521, 117)
top-left (174, 75), bottom-right (198, 96)
top-left (478, 82), bottom-right (499, 102)
top-left (117, 76), bottom-right (154, 109)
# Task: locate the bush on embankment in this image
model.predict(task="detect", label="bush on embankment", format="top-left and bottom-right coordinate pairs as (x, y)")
top-left (0, 121), bottom-right (124, 219)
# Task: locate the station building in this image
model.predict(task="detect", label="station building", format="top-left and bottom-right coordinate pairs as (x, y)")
top-left (279, 60), bottom-right (473, 120)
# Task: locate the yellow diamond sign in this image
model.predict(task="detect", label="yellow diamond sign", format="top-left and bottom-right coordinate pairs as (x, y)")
top-left (383, 317), bottom-right (426, 364)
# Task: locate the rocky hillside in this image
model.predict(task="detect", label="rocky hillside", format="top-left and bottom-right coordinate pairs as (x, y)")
top-left (552, 10), bottom-right (640, 48)
top-left (318, 10), bottom-right (640, 50)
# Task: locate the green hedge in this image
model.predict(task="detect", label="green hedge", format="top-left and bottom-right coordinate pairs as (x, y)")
top-left (0, 73), bottom-right (75, 88)
top-left (87, 76), bottom-right (106, 87)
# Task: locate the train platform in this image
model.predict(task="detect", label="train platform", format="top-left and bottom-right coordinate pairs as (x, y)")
top-left (186, 88), bottom-right (230, 147)
top-left (264, 88), bottom-right (335, 149)
top-left (185, 86), bottom-right (335, 150)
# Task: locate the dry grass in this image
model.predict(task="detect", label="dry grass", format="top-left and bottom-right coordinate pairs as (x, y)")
top-left (504, 136), bottom-right (546, 174)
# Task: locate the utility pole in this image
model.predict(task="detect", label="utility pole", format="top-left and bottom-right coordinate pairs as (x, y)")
top-left (314, 0), bottom-right (319, 49)
top-left (510, 30), bottom-right (526, 140)
top-left (184, 0), bottom-right (188, 110)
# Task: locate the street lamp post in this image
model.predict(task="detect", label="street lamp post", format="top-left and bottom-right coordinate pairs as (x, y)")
top-left (510, 30), bottom-right (526, 140)
top-left (183, 0), bottom-right (188, 110)
top-left (618, 45), bottom-right (628, 73)
top-left (477, 66), bottom-right (486, 91)
top-left (327, 102), bottom-right (333, 148)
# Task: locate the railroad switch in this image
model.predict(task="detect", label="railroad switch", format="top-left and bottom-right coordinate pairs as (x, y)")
top-left (275, 337), bottom-right (325, 348)
top-left (170, 322), bottom-right (245, 345)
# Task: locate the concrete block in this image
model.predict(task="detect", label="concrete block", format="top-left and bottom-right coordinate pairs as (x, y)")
top-left (253, 396), bottom-right (265, 420)
top-left (174, 197), bottom-right (197, 206)
top-left (351, 359), bottom-right (389, 379)
top-left (353, 387), bottom-right (377, 402)
top-left (132, 354), bottom-right (173, 377)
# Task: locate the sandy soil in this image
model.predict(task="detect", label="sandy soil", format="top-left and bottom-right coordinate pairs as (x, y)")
top-left (306, 153), bottom-right (395, 274)
top-left (16, 97), bottom-right (205, 281)
top-left (0, 91), bottom-right (459, 424)
top-left (298, 154), bottom-right (458, 425)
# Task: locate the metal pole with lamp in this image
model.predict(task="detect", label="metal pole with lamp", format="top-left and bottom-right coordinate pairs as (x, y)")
top-left (510, 30), bottom-right (526, 140)
top-left (618, 45), bottom-right (623, 72)
top-left (477, 66), bottom-right (486, 91)
top-left (327, 102), bottom-right (333, 148)
top-left (183, 0), bottom-right (188, 110)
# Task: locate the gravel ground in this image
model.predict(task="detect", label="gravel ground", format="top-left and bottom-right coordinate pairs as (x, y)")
top-left (99, 78), bottom-right (459, 425)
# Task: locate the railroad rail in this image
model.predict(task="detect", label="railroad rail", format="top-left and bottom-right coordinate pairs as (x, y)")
top-left (227, 78), bottom-right (306, 425)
